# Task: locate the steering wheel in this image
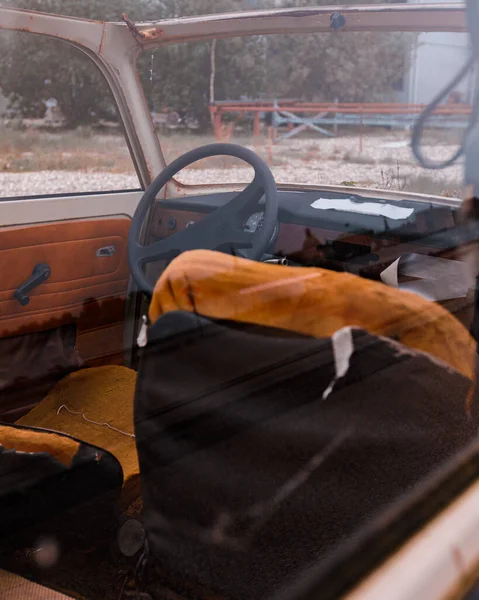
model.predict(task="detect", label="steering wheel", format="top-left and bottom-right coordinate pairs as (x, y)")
top-left (128, 143), bottom-right (279, 295)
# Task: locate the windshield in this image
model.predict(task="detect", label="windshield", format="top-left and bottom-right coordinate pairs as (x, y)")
top-left (140, 28), bottom-right (470, 196)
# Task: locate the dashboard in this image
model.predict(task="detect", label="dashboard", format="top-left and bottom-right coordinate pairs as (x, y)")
top-left (148, 188), bottom-right (478, 331)
top-left (151, 189), bottom-right (469, 267)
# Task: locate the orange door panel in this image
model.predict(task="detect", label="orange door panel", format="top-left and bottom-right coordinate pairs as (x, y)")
top-left (0, 218), bottom-right (131, 363)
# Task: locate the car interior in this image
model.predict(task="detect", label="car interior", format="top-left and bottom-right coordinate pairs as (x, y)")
top-left (1, 137), bottom-right (479, 598)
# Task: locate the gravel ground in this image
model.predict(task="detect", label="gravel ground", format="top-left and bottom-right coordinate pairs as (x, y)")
top-left (0, 133), bottom-right (465, 197)
top-left (1, 171), bottom-right (141, 197)
top-left (0, 162), bottom-right (462, 198)
top-left (179, 160), bottom-right (463, 190)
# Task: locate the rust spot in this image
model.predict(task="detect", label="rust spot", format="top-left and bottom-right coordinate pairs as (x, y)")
top-left (139, 27), bottom-right (159, 41)
top-left (98, 24), bottom-right (107, 55)
top-left (122, 12), bottom-right (142, 37)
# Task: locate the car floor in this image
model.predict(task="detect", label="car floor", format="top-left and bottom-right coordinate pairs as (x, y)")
top-left (0, 493), bottom-right (141, 600)
top-left (0, 569), bottom-right (75, 600)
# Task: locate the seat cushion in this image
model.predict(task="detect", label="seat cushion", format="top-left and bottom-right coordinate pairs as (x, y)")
top-left (0, 424), bottom-right (80, 468)
top-left (18, 365), bottom-right (138, 507)
top-left (149, 250), bottom-right (476, 406)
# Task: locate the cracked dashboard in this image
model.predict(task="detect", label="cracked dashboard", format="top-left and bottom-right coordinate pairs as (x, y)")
top-left (149, 189), bottom-right (479, 330)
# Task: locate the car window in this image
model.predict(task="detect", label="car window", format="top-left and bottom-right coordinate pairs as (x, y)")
top-left (140, 30), bottom-right (469, 197)
top-left (0, 30), bottom-right (140, 198)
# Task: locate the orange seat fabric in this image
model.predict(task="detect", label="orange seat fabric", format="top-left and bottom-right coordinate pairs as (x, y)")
top-left (0, 425), bottom-right (80, 468)
top-left (149, 250), bottom-right (476, 403)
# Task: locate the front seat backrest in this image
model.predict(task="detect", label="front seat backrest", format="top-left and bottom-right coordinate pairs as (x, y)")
top-left (135, 310), bottom-right (478, 600)
top-left (148, 250), bottom-right (476, 407)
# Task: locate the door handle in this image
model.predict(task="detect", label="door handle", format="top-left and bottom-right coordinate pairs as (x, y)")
top-left (14, 263), bottom-right (51, 306)
top-left (96, 245), bottom-right (116, 257)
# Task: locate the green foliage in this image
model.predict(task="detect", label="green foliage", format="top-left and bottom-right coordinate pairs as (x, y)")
top-left (140, 0), bottom-right (411, 126)
top-left (0, 32), bottom-right (113, 126)
top-left (0, 0), bottom-right (411, 128)
top-left (0, 0), bottom-right (167, 126)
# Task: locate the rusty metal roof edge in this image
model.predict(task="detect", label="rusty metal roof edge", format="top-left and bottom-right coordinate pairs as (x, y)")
top-left (124, 3), bottom-right (467, 46)
top-left (0, 4), bottom-right (467, 47)
top-left (137, 2), bottom-right (465, 26)
top-left (133, 3), bottom-right (464, 26)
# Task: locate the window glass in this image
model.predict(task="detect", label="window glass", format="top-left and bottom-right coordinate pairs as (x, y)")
top-left (0, 30), bottom-right (140, 197)
top-left (140, 30), bottom-right (471, 197)
top-left (3, 3), bottom-right (479, 600)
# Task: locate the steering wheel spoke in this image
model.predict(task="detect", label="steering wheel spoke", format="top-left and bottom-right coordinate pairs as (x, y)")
top-left (223, 228), bottom-right (256, 249)
top-left (138, 217), bottom-right (221, 264)
top-left (223, 177), bottom-right (265, 214)
top-left (137, 239), bottom-right (180, 264)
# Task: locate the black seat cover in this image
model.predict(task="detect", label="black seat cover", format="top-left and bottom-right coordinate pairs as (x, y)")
top-left (135, 311), bottom-right (477, 600)
top-left (0, 424), bottom-right (123, 538)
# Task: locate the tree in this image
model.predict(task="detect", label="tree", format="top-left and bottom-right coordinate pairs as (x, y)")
top-left (0, 0), bottom-right (168, 126)
top-left (0, 0), bottom-right (412, 128)
top-left (140, 0), bottom-right (412, 125)
top-left (0, 32), bottom-right (114, 125)
top-left (257, 31), bottom-right (409, 102)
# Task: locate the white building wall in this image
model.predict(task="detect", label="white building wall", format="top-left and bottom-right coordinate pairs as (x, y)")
top-left (405, 0), bottom-right (473, 104)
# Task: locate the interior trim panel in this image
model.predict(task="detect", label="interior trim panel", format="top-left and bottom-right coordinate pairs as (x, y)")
top-left (0, 218), bottom-right (131, 362)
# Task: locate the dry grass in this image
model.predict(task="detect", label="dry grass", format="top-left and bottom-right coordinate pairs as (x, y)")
top-left (0, 126), bottom-right (135, 174)
top-left (418, 128), bottom-right (465, 146)
top-left (402, 174), bottom-right (462, 197)
top-left (378, 161), bottom-right (461, 196)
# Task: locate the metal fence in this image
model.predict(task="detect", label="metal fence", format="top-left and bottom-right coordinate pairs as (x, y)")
top-left (209, 101), bottom-right (471, 144)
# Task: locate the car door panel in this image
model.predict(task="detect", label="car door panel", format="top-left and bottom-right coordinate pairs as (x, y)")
top-left (0, 218), bottom-right (131, 363)
top-left (76, 322), bottom-right (125, 367)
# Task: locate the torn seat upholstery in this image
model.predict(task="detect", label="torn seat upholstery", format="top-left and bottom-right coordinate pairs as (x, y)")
top-left (134, 250), bottom-right (478, 600)
top-left (149, 250), bottom-right (476, 395)
top-left (136, 311), bottom-right (478, 600)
